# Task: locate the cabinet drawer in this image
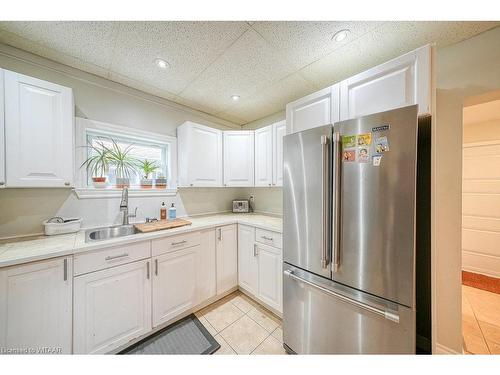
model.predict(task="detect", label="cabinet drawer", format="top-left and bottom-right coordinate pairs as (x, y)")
top-left (255, 228), bottom-right (282, 249)
top-left (74, 241), bottom-right (151, 276)
top-left (152, 231), bottom-right (201, 256)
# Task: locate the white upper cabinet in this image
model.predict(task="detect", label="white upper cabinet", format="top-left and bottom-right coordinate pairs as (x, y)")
top-left (0, 257), bottom-right (73, 354)
top-left (4, 70), bottom-right (74, 187)
top-left (0, 69), bottom-right (5, 188)
top-left (254, 125), bottom-right (273, 187)
top-left (177, 122), bottom-right (223, 187)
top-left (223, 131), bottom-right (254, 187)
top-left (273, 120), bottom-right (286, 187)
top-left (286, 84), bottom-right (340, 135)
top-left (340, 45), bottom-right (431, 121)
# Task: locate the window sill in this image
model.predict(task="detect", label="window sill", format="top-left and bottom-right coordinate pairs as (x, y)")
top-left (74, 187), bottom-right (178, 199)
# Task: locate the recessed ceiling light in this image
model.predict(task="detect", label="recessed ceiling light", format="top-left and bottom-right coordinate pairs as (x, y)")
top-left (231, 95), bottom-right (240, 101)
top-left (332, 29), bottom-right (350, 42)
top-left (155, 58), bottom-right (169, 69)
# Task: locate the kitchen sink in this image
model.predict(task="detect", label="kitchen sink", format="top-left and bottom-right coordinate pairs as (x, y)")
top-left (85, 225), bottom-right (138, 243)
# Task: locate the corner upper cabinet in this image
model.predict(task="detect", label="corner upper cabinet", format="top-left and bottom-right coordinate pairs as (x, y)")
top-left (273, 120), bottom-right (286, 187)
top-left (4, 70), bottom-right (74, 187)
top-left (340, 45), bottom-right (431, 121)
top-left (223, 131), bottom-right (254, 187)
top-left (254, 125), bottom-right (273, 187)
top-left (286, 84), bottom-right (340, 135)
top-left (177, 122), bottom-right (223, 187)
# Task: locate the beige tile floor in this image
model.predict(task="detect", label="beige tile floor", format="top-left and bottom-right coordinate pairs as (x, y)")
top-left (462, 285), bottom-right (500, 354)
top-left (195, 291), bottom-right (286, 355)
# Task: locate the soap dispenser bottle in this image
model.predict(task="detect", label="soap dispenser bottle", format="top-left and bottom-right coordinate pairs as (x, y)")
top-left (168, 203), bottom-right (177, 220)
top-left (160, 202), bottom-right (167, 220)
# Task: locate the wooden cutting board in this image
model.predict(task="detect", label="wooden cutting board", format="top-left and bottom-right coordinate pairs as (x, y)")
top-left (134, 218), bottom-right (192, 233)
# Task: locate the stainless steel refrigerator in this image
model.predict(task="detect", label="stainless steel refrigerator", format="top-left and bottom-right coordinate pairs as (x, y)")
top-left (283, 105), bottom-right (418, 354)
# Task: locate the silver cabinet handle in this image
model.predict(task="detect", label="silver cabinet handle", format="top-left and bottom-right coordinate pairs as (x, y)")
top-left (284, 270), bottom-right (399, 323)
top-left (63, 258), bottom-right (68, 281)
top-left (64, 182), bottom-right (70, 186)
top-left (217, 228), bottom-right (222, 241)
top-left (253, 243), bottom-right (258, 256)
top-left (332, 131), bottom-right (341, 273)
top-left (146, 261), bottom-right (150, 280)
top-left (261, 236), bottom-right (273, 241)
top-left (105, 253), bottom-right (129, 261)
top-left (320, 134), bottom-right (329, 269)
top-left (171, 240), bottom-right (187, 246)
top-left (155, 259), bottom-right (158, 276)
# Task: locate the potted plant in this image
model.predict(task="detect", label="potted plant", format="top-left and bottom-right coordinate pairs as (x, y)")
top-left (138, 159), bottom-right (159, 189)
top-left (155, 174), bottom-right (168, 188)
top-left (107, 139), bottom-right (138, 188)
top-left (80, 140), bottom-right (111, 188)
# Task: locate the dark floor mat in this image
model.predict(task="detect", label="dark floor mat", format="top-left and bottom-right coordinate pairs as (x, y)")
top-left (119, 314), bottom-right (220, 355)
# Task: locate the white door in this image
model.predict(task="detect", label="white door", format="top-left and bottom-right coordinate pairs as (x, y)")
top-left (197, 229), bottom-right (217, 304)
top-left (340, 45), bottom-right (431, 120)
top-left (4, 70), bottom-right (74, 187)
top-left (273, 120), bottom-right (286, 187)
top-left (286, 84), bottom-right (340, 135)
top-left (254, 125), bottom-right (273, 187)
top-left (238, 225), bottom-right (258, 295)
top-left (216, 224), bottom-right (238, 294)
top-left (0, 69), bottom-right (5, 188)
top-left (153, 246), bottom-right (198, 327)
top-left (257, 243), bottom-right (283, 313)
top-left (73, 259), bottom-right (152, 354)
top-left (223, 131), bottom-right (254, 186)
top-left (177, 122), bottom-right (222, 187)
top-left (0, 257), bottom-right (72, 354)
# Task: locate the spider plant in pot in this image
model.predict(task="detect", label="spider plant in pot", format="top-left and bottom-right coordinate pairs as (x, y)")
top-left (138, 159), bottom-right (159, 189)
top-left (107, 139), bottom-right (138, 188)
top-left (80, 140), bottom-right (111, 188)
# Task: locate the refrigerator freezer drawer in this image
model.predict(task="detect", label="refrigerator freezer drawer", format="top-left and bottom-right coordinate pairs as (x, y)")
top-left (283, 265), bottom-right (415, 354)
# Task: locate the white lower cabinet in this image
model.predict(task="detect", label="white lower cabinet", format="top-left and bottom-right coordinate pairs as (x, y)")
top-left (73, 259), bottom-right (152, 354)
top-left (0, 257), bottom-right (73, 354)
top-left (152, 246), bottom-right (198, 327)
top-left (197, 229), bottom-right (217, 303)
top-left (216, 224), bottom-right (238, 295)
top-left (256, 243), bottom-right (283, 312)
top-left (238, 225), bottom-right (258, 295)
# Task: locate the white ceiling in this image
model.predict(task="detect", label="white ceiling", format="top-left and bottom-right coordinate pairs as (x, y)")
top-left (0, 21), bottom-right (498, 125)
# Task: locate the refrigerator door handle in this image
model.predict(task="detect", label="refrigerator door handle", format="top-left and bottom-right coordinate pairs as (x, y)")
top-left (284, 269), bottom-right (400, 323)
top-left (321, 134), bottom-right (329, 269)
top-left (332, 131), bottom-right (341, 272)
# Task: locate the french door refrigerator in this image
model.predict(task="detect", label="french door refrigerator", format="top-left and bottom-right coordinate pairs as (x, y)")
top-left (283, 105), bottom-right (418, 354)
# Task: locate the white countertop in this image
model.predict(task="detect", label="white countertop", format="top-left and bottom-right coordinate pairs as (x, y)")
top-left (0, 213), bottom-right (282, 269)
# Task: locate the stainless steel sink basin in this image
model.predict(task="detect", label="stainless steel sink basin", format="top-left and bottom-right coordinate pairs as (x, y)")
top-left (85, 225), bottom-right (138, 243)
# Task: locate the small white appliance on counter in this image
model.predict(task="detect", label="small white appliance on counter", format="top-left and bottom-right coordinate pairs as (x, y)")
top-left (232, 200), bottom-right (250, 213)
top-left (43, 217), bottom-right (82, 236)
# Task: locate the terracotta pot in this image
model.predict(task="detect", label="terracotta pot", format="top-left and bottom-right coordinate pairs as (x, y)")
top-left (140, 178), bottom-right (153, 189)
top-left (92, 176), bottom-right (107, 188)
top-left (155, 178), bottom-right (167, 189)
top-left (115, 177), bottom-right (130, 188)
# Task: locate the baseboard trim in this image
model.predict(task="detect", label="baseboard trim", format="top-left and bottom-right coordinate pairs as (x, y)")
top-left (462, 270), bottom-right (500, 294)
top-left (435, 343), bottom-right (462, 354)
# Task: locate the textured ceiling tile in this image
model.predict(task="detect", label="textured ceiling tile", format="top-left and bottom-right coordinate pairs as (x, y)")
top-left (252, 21), bottom-right (384, 69)
top-left (220, 73), bottom-right (317, 122)
top-left (179, 28), bottom-right (296, 114)
top-left (109, 21), bottom-right (248, 96)
top-left (0, 21), bottom-right (118, 70)
top-left (300, 21), bottom-right (500, 89)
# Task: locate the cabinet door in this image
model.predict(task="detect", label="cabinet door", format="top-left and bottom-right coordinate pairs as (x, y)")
top-left (216, 224), bottom-right (238, 294)
top-left (273, 120), bottom-right (286, 187)
top-left (0, 69), bottom-right (5, 188)
top-left (254, 125), bottom-right (273, 187)
top-left (0, 257), bottom-right (72, 354)
top-left (286, 85), bottom-right (339, 135)
top-left (223, 131), bottom-right (254, 186)
top-left (4, 70), bottom-right (74, 187)
top-left (197, 229), bottom-right (216, 304)
top-left (177, 122), bottom-right (222, 187)
top-left (73, 259), bottom-right (152, 354)
top-left (257, 243), bottom-right (283, 313)
top-left (340, 45), bottom-right (431, 121)
top-left (153, 247), bottom-right (198, 327)
top-left (238, 225), bottom-right (258, 295)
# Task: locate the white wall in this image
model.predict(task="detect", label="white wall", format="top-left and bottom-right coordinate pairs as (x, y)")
top-left (0, 43), bottom-right (245, 238)
top-left (434, 26), bottom-right (500, 353)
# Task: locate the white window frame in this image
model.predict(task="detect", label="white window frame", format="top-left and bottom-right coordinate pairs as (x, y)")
top-left (74, 117), bottom-right (177, 199)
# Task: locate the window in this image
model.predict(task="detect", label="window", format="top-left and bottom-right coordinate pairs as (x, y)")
top-left (75, 118), bottom-right (177, 198)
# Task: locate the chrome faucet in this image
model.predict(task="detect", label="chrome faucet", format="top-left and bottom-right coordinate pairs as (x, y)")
top-left (120, 187), bottom-right (137, 225)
